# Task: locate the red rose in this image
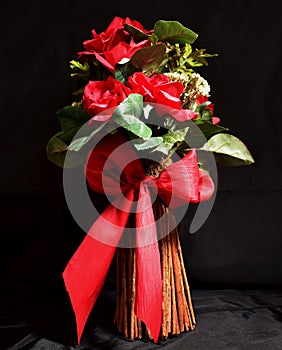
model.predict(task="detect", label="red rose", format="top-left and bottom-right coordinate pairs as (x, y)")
top-left (77, 17), bottom-right (150, 73)
top-left (96, 39), bottom-right (150, 73)
top-left (196, 95), bottom-right (220, 125)
top-left (127, 72), bottom-right (198, 122)
top-left (127, 72), bottom-right (183, 108)
top-left (82, 76), bottom-right (132, 121)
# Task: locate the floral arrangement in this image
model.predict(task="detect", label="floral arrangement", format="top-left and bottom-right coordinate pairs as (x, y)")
top-left (47, 16), bottom-right (254, 345)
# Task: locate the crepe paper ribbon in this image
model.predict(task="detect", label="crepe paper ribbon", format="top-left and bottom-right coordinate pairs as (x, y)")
top-left (62, 131), bottom-right (214, 344)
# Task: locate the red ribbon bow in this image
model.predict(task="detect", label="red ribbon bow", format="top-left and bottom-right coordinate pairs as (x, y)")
top-left (62, 131), bottom-right (214, 344)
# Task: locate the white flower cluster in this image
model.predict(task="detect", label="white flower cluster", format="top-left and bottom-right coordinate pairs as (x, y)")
top-left (164, 72), bottom-right (190, 87)
top-left (165, 71), bottom-right (211, 107)
top-left (189, 72), bottom-right (210, 97)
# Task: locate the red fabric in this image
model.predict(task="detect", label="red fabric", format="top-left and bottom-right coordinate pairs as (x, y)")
top-left (62, 131), bottom-right (214, 344)
top-left (135, 182), bottom-right (162, 340)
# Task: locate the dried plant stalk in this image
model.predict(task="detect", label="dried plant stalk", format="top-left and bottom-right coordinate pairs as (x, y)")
top-left (114, 198), bottom-right (196, 341)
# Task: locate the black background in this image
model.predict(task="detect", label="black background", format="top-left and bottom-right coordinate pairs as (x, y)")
top-left (1, 0), bottom-right (282, 349)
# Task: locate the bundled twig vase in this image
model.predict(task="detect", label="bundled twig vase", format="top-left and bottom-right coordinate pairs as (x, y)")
top-left (114, 198), bottom-right (195, 341)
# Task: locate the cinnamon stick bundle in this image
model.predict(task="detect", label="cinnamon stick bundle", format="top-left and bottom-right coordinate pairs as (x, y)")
top-left (114, 198), bottom-right (195, 341)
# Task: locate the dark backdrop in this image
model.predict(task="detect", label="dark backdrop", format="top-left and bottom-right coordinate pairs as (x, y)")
top-left (1, 0), bottom-right (282, 348)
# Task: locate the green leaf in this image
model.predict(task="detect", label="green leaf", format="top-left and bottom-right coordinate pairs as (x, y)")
top-left (124, 24), bottom-right (149, 42)
top-left (70, 60), bottom-right (90, 78)
top-left (114, 114), bottom-right (152, 139)
top-left (130, 44), bottom-right (166, 74)
top-left (149, 33), bottom-right (159, 46)
top-left (47, 106), bottom-right (94, 168)
top-left (114, 93), bottom-right (144, 118)
top-left (67, 137), bottom-right (88, 152)
top-left (194, 119), bottom-right (229, 140)
top-left (115, 61), bottom-right (137, 84)
top-left (184, 120), bottom-right (228, 148)
top-left (70, 60), bottom-right (89, 71)
top-left (155, 127), bottom-right (189, 155)
top-left (115, 44), bottom-right (166, 82)
top-left (113, 94), bottom-right (152, 139)
top-left (46, 132), bottom-right (84, 168)
top-left (202, 109), bottom-right (213, 122)
top-left (57, 105), bottom-right (91, 132)
top-left (200, 133), bottom-right (255, 166)
top-left (197, 101), bottom-right (212, 112)
top-left (154, 20), bottom-right (198, 44)
top-left (187, 49), bottom-right (218, 67)
top-left (132, 137), bottom-right (163, 151)
top-left (183, 43), bottom-right (193, 58)
top-left (46, 133), bottom-right (68, 168)
top-left (57, 127), bottom-right (80, 144)
top-left (114, 69), bottom-right (127, 84)
top-left (68, 120), bottom-right (109, 152)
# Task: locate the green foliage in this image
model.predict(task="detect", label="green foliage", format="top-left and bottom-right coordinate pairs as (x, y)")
top-left (181, 120), bottom-right (229, 149)
top-left (200, 133), bottom-right (255, 166)
top-left (165, 43), bottom-right (218, 74)
top-left (115, 44), bottom-right (166, 82)
top-left (114, 63), bottom-right (136, 84)
top-left (113, 94), bottom-right (152, 139)
top-left (57, 105), bottom-right (91, 131)
top-left (124, 23), bottom-right (149, 41)
top-left (154, 20), bottom-right (198, 44)
top-left (70, 60), bottom-right (90, 79)
top-left (131, 44), bottom-right (166, 74)
top-left (154, 127), bottom-right (189, 155)
top-left (123, 20), bottom-right (217, 76)
top-left (46, 105), bottom-right (92, 167)
top-left (149, 33), bottom-right (159, 46)
top-left (132, 137), bottom-right (163, 151)
top-left (194, 120), bottom-right (229, 140)
top-left (68, 121), bottom-right (110, 152)
top-left (46, 132), bottom-right (68, 168)
top-left (186, 49), bottom-right (218, 67)
top-left (46, 18), bottom-right (254, 171)
top-left (46, 129), bottom-right (84, 168)
top-left (70, 57), bottom-right (111, 99)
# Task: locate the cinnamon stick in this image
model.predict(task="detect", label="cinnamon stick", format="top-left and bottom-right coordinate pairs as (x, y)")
top-left (160, 237), bottom-right (167, 338)
top-left (115, 249), bottom-right (122, 332)
top-left (174, 229), bottom-right (191, 331)
top-left (130, 248), bottom-right (136, 340)
top-left (168, 231), bottom-right (180, 335)
top-left (121, 248), bottom-right (128, 338)
top-left (176, 232), bottom-right (196, 328)
top-left (137, 319), bottom-right (143, 339)
top-left (171, 229), bottom-right (185, 333)
top-left (162, 204), bottom-right (171, 339)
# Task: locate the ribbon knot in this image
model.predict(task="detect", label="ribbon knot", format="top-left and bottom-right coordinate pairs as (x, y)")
top-left (134, 177), bottom-right (145, 191)
top-left (134, 175), bottom-right (156, 194)
top-left (62, 131), bottom-right (214, 344)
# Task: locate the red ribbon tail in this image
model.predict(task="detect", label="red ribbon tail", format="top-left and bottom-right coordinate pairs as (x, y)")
top-left (63, 195), bottom-right (133, 344)
top-left (62, 236), bottom-right (117, 344)
top-left (135, 183), bottom-right (162, 343)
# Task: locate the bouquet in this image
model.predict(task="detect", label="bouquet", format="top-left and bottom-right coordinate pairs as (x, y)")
top-left (46, 16), bottom-right (254, 344)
